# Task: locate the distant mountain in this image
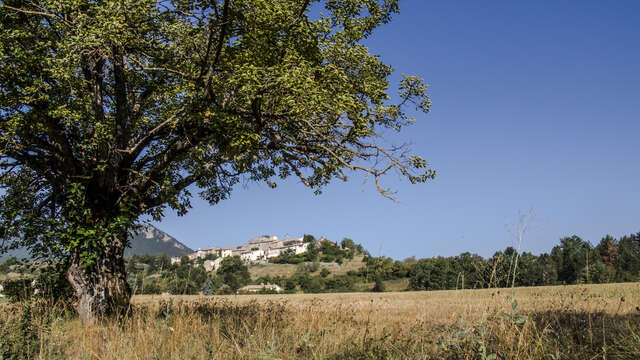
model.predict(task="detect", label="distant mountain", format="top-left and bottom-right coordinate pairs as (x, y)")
top-left (126, 225), bottom-right (193, 257)
top-left (0, 225), bottom-right (193, 261)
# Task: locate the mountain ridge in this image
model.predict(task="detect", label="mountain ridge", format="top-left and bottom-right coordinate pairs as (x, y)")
top-left (126, 225), bottom-right (193, 257)
top-left (0, 225), bottom-right (193, 260)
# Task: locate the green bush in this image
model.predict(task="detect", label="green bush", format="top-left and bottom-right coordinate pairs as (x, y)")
top-left (372, 275), bottom-right (386, 292)
top-left (1, 267), bottom-right (74, 303)
top-left (1, 279), bottom-right (33, 302)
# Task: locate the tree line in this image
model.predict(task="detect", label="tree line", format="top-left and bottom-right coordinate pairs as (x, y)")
top-left (381, 232), bottom-right (640, 291)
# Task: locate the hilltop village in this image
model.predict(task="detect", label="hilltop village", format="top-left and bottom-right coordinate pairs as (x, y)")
top-left (171, 235), bottom-right (314, 272)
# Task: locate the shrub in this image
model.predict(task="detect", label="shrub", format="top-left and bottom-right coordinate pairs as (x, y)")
top-left (372, 275), bottom-right (386, 292)
top-left (1, 279), bottom-right (33, 302)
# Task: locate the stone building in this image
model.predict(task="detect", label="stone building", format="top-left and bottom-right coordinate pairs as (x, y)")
top-left (240, 249), bottom-right (265, 263)
top-left (242, 235), bottom-right (283, 251)
top-left (175, 234), bottom-right (310, 269)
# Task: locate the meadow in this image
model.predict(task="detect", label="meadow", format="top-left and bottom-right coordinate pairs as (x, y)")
top-left (1, 283), bottom-right (639, 359)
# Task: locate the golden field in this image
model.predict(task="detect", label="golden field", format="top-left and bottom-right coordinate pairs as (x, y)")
top-left (1, 283), bottom-right (639, 359)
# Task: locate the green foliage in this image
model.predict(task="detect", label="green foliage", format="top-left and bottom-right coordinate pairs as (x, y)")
top-left (202, 253), bottom-right (219, 262)
top-left (269, 251), bottom-right (308, 264)
top-left (340, 238), bottom-right (355, 250)
top-left (217, 256), bottom-right (250, 291)
top-left (406, 232), bottom-right (640, 291)
top-left (0, 262), bottom-right (73, 303)
top-left (125, 254), bottom-right (208, 295)
top-left (437, 314), bottom-right (497, 360)
top-left (269, 236), bottom-right (362, 265)
top-left (0, 257), bottom-right (17, 274)
top-left (408, 258), bottom-right (437, 290)
top-left (255, 271), bottom-right (356, 294)
top-left (202, 277), bottom-right (215, 296)
top-left (1, 278), bottom-right (33, 302)
top-left (372, 274), bottom-right (386, 292)
top-left (317, 239), bottom-right (352, 263)
top-left (499, 296), bottom-right (528, 326)
top-left (614, 233), bottom-right (640, 281)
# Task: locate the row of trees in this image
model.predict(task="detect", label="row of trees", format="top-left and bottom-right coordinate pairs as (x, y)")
top-left (360, 233), bottom-right (640, 291)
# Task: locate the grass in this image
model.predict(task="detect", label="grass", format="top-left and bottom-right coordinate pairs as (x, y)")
top-left (1, 283), bottom-right (639, 359)
top-left (248, 255), bottom-right (365, 280)
top-left (355, 278), bottom-right (411, 292)
top-left (0, 272), bottom-right (24, 281)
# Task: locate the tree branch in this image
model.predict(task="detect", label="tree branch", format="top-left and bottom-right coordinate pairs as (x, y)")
top-left (113, 46), bottom-right (131, 150)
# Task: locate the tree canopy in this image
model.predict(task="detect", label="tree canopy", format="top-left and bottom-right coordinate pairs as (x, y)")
top-left (0, 0), bottom-right (432, 321)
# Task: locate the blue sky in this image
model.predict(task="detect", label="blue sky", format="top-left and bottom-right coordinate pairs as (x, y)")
top-left (153, 0), bottom-right (640, 260)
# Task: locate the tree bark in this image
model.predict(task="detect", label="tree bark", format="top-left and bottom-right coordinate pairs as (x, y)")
top-left (67, 233), bottom-right (131, 324)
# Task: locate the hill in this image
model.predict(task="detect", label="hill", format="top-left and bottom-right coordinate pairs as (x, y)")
top-left (126, 225), bottom-right (193, 257)
top-left (0, 225), bottom-right (192, 261)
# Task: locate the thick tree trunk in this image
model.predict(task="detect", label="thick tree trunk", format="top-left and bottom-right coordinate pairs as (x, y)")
top-left (67, 234), bottom-right (131, 324)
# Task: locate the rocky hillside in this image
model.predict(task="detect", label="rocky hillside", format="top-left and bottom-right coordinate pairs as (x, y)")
top-left (126, 225), bottom-right (193, 257)
top-left (1, 225), bottom-right (192, 260)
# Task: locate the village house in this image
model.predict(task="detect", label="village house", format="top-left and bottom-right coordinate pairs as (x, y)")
top-left (240, 248), bottom-right (264, 263)
top-left (241, 235), bottom-right (283, 251)
top-left (289, 242), bottom-right (309, 254)
top-left (190, 246), bottom-right (220, 259)
top-left (172, 234), bottom-right (310, 268)
top-left (230, 248), bottom-right (244, 257)
top-left (266, 247), bottom-right (284, 258)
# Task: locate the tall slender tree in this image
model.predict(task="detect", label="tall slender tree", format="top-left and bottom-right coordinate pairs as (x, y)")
top-left (0, 0), bottom-right (433, 322)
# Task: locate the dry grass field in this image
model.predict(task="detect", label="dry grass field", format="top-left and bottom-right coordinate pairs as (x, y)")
top-left (1, 283), bottom-right (639, 359)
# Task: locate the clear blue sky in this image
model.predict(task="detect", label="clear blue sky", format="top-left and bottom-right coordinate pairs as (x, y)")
top-left (153, 0), bottom-right (640, 260)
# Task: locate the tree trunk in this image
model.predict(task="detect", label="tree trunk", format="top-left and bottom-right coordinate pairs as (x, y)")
top-left (67, 234), bottom-right (131, 324)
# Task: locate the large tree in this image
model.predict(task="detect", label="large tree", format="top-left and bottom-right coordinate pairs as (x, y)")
top-left (0, 0), bottom-right (433, 322)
